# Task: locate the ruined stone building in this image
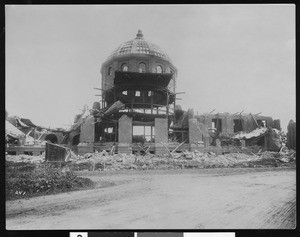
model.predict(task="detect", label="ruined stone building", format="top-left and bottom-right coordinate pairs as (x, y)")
top-left (61, 30), bottom-right (282, 155)
top-left (6, 30), bottom-right (286, 156)
top-left (68, 30), bottom-right (178, 154)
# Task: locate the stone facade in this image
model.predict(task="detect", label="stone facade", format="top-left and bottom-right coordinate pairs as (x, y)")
top-left (118, 115), bottom-right (133, 154)
top-left (80, 116), bottom-right (95, 143)
top-left (189, 119), bottom-right (210, 150)
top-left (155, 118), bottom-right (168, 155)
top-left (196, 113), bottom-right (275, 135)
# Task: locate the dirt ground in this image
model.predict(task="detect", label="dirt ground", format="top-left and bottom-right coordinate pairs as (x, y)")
top-left (6, 167), bottom-right (296, 229)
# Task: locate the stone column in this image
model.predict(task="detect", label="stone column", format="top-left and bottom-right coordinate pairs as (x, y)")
top-left (118, 115), bottom-right (132, 154)
top-left (77, 116), bottom-right (95, 154)
top-left (226, 116), bottom-right (234, 134)
top-left (155, 118), bottom-right (168, 155)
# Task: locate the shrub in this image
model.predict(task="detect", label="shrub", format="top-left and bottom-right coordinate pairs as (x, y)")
top-left (6, 162), bottom-right (93, 200)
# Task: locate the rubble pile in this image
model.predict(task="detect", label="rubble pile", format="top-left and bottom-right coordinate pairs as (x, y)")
top-left (66, 148), bottom-right (295, 171)
top-left (6, 154), bottom-right (45, 163)
top-left (6, 147), bottom-right (295, 171)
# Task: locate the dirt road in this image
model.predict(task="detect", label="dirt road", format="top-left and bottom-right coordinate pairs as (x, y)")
top-left (6, 167), bottom-right (296, 229)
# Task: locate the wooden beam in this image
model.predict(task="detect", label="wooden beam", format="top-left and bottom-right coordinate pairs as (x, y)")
top-left (209, 109), bottom-right (216, 114)
top-left (161, 142), bottom-right (174, 158)
top-left (171, 139), bottom-right (187, 153)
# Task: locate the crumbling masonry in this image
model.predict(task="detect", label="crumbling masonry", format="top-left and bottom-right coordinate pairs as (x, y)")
top-left (68, 30), bottom-right (283, 155)
top-left (6, 30), bottom-right (287, 156)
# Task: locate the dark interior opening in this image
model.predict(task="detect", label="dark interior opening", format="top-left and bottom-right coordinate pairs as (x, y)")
top-left (45, 134), bottom-right (58, 143)
top-left (7, 151), bottom-right (16, 155)
top-left (257, 120), bottom-right (267, 127)
top-left (24, 151), bottom-right (33, 155)
top-left (212, 118), bottom-right (222, 132)
top-left (233, 119), bottom-right (243, 133)
top-left (72, 134), bottom-right (80, 145)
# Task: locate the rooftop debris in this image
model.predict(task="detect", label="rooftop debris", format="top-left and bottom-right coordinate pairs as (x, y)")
top-left (5, 120), bottom-right (35, 145)
top-left (233, 127), bottom-right (268, 140)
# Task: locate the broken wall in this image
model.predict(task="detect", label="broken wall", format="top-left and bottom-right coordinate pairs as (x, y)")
top-left (80, 116), bottom-right (95, 143)
top-left (287, 121), bottom-right (296, 149)
top-left (189, 119), bottom-right (210, 148)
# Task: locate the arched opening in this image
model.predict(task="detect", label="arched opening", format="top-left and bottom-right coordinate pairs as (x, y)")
top-left (156, 65), bottom-right (163, 73)
top-left (138, 62), bottom-right (147, 73)
top-left (72, 134), bottom-right (80, 145)
top-left (108, 66), bottom-right (112, 76)
top-left (121, 63), bottom-right (128, 71)
top-left (45, 134), bottom-right (58, 143)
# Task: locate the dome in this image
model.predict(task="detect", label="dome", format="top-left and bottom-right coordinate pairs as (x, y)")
top-left (107, 30), bottom-right (171, 62)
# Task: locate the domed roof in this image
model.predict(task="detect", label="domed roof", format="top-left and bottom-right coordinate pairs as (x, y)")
top-left (107, 30), bottom-right (171, 62)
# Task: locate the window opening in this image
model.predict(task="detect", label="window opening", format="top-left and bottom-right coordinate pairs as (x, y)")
top-left (133, 126), bottom-right (154, 143)
top-left (121, 63), bottom-right (128, 71)
top-left (257, 120), bottom-right (267, 127)
top-left (45, 134), bottom-right (58, 143)
top-left (233, 119), bottom-right (243, 133)
top-left (72, 134), bottom-right (80, 145)
top-left (212, 118), bottom-right (222, 132)
top-left (108, 67), bottom-right (112, 76)
top-left (138, 62), bottom-right (147, 73)
top-left (156, 65), bottom-right (163, 73)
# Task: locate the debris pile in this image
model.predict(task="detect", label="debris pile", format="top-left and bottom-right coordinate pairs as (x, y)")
top-left (6, 146), bottom-right (295, 171)
top-left (6, 154), bottom-right (45, 163)
top-left (233, 127), bottom-right (268, 140)
top-left (66, 148), bottom-right (295, 171)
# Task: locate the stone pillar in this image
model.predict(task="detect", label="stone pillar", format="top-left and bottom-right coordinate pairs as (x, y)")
top-left (80, 116), bottom-right (95, 143)
top-left (78, 116), bottom-right (95, 154)
top-left (200, 123), bottom-right (210, 147)
top-left (226, 116), bottom-right (234, 134)
top-left (155, 118), bottom-right (168, 155)
top-left (118, 115), bottom-right (132, 154)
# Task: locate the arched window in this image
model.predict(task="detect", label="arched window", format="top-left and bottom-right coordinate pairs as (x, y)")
top-left (156, 65), bottom-right (163, 73)
top-left (72, 134), bottom-right (80, 145)
top-left (108, 67), bottom-right (112, 76)
top-left (121, 63), bottom-right (128, 71)
top-left (45, 134), bottom-right (58, 143)
top-left (138, 62), bottom-right (147, 73)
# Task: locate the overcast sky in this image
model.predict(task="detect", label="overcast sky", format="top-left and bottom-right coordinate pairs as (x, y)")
top-left (6, 4), bottom-right (295, 131)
